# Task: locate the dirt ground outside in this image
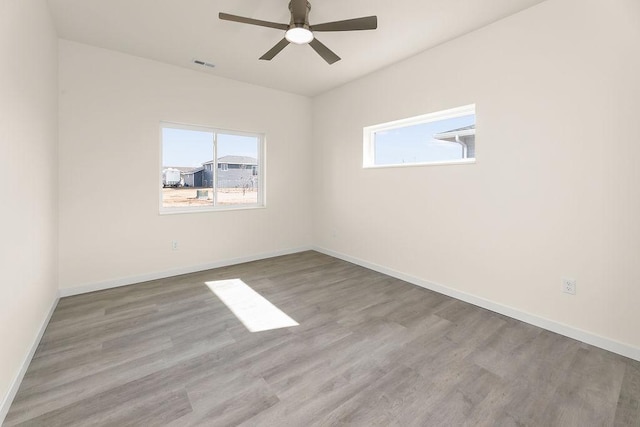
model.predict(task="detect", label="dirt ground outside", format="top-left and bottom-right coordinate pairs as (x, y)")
top-left (162, 187), bottom-right (258, 207)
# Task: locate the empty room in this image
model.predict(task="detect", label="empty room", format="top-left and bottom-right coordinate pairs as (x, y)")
top-left (1, 0), bottom-right (639, 425)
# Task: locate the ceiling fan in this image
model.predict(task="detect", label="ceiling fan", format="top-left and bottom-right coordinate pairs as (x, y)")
top-left (219, 0), bottom-right (377, 64)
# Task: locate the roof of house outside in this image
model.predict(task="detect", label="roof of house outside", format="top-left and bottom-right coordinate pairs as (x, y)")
top-left (433, 124), bottom-right (476, 141)
top-left (182, 167), bottom-right (204, 175)
top-left (444, 124), bottom-right (475, 132)
top-left (202, 156), bottom-right (257, 166)
top-left (164, 166), bottom-right (200, 173)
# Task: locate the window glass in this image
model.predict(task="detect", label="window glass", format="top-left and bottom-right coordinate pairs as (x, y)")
top-left (216, 133), bottom-right (260, 206)
top-left (160, 124), bottom-right (264, 213)
top-left (162, 127), bottom-right (213, 208)
top-left (364, 105), bottom-right (476, 167)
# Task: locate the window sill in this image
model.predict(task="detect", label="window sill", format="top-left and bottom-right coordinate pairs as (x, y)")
top-left (159, 205), bottom-right (266, 215)
top-left (363, 158), bottom-right (476, 169)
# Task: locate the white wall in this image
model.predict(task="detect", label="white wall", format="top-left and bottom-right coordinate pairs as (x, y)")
top-left (58, 40), bottom-right (313, 291)
top-left (0, 0), bottom-right (59, 417)
top-left (312, 0), bottom-right (640, 352)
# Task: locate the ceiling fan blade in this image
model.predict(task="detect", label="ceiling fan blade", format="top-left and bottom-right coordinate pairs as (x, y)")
top-left (309, 38), bottom-right (341, 64)
top-left (259, 38), bottom-right (290, 61)
top-left (311, 16), bottom-right (377, 32)
top-left (219, 12), bottom-right (288, 31)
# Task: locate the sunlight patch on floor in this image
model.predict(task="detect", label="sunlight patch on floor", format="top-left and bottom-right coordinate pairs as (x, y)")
top-left (206, 278), bottom-right (299, 332)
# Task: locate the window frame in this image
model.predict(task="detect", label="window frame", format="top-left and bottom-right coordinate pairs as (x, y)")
top-left (362, 104), bottom-right (476, 169)
top-left (159, 121), bottom-right (265, 215)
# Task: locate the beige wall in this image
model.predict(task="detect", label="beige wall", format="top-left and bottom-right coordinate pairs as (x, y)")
top-left (312, 0), bottom-right (640, 350)
top-left (58, 40), bottom-right (313, 290)
top-left (0, 0), bottom-right (59, 414)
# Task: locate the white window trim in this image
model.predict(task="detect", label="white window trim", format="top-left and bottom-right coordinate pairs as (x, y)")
top-left (363, 104), bottom-right (476, 168)
top-left (159, 121), bottom-right (266, 215)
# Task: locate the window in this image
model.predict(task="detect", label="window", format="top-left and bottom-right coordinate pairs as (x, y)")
top-left (363, 104), bottom-right (476, 168)
top-left (160, 122), bottom-right (264, 213)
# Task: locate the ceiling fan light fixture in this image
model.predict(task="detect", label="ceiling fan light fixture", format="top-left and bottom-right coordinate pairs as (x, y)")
top-left (285, 26), bottom-right (314, 44)
top-left (219, 2), bottom-right (378, 64)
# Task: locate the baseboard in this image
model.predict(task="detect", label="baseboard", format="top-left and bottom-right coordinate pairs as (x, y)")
top-left (59, 246), bottom-right (313, 297)
top-left (313, 246), bottom-right (640, 362)
top-left (0, 293), bottom-right (60, 425)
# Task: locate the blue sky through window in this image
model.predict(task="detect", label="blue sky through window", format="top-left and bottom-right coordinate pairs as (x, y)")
top-left (218, 133), bottom-right (258, 160)
top-left (374, 114), bottom-right (475, 165)
top-left (162, 128), bottom-right (258, 167)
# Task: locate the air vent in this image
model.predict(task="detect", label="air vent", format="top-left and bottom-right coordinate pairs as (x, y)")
top-left (193, 59), bottom-right (215, 68)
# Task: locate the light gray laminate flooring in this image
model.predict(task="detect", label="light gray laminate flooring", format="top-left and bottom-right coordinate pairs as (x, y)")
top-left (5, 251), bottom-right (640, 426)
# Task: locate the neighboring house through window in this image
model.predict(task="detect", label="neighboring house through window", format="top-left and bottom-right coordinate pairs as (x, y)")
top-left (160, 122), bottom-right (264, 213)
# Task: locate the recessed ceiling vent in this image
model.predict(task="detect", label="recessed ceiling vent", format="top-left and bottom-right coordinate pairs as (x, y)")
top-left (193, 59), bottom-right (215, 68)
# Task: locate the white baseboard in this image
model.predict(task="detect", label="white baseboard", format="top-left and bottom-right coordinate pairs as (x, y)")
top-left (313, 246), bottom-right (640, 362)
top-left (59, 246), bottom-right (313, 297)
top-left (0, 294), bottom-right (59, 425)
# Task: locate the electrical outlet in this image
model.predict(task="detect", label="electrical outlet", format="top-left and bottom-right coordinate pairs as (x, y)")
top-left (171, 241), bottom-right (179, 251)
top-left (562, 278), bottom-right (576, 295)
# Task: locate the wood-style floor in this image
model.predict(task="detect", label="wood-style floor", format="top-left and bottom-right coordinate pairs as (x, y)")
top-left (5, 251), bottom-right (640, 426)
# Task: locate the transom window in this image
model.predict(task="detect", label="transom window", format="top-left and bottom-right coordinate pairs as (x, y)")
top-left (363, 105), bottom-right (476, 168)
top-left (160, 122), bottom-right (264, 213)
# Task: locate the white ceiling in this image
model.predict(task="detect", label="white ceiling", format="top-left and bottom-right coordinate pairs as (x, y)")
top-left (47, 0), bottom-right (546, 96)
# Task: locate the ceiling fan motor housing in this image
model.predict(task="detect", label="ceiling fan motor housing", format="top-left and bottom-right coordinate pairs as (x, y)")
top-left (288, 0), bottom-right (311, 29)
